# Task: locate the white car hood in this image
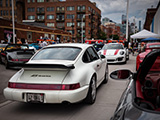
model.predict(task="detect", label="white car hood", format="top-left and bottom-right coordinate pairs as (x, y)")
top-left (100, 49), bottom-right (120, 56)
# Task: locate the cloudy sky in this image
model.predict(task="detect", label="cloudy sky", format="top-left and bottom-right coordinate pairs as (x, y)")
top-left (90, 0), bottom-right (159, 28)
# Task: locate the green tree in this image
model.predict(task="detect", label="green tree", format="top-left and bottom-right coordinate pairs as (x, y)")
top-left (110, 34), bottom-right (119, 40)
top-left (98, 30), bottom-right (107, 40)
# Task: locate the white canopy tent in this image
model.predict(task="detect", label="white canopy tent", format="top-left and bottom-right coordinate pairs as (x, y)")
top-left (131, 29), bottom-right (160, 39)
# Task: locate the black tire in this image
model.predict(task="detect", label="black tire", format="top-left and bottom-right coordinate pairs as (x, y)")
top-left (123, 56), bottom-right (127, 64)
top-left (85, 75), bottom-right (96, 104)
top-left (127, 54), bottom-right (129, 60)
top-left (4, 58), bottom-right (9, 69)
top-left (103, 65), bottom-right (108, 84)
top-left (0, 56), bottom-right (2, 64)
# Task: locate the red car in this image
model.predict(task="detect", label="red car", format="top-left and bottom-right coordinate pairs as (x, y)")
top-left (136, 42), bottom-right (160, 70)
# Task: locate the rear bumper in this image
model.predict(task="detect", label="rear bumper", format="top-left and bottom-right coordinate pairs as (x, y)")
top-left (4, 85), bottom-right (89, 103)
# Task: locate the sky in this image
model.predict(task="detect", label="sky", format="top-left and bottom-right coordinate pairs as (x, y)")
top-left (90, 0), bottom-right (159, 28)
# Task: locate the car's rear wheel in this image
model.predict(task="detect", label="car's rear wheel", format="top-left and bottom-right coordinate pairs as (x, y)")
top-left (85, 75), bottom-right (96, 104)
top-left (0, 56), bottom-right (2, 64)
top-left (103, 65), bottom-right (108, 84)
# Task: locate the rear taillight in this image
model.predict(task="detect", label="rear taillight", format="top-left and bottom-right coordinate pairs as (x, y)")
top-left (8, 82), bottom-right (80, 90)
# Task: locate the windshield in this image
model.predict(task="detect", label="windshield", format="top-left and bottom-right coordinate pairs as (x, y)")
top-left (149, 44), bottom-right (160, 48)
top-left (32, 47), bottom-right (82, 61)
top-left (102, 44), bottom-right (123, 50)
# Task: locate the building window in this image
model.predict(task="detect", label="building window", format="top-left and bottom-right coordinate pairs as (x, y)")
top-left (32, 0), bottom-right (35, 2)
top-left (66, 14), bottom-right (74, 19)
top-left (10, 10), bottom-right (12, 15)
top-left (77, 5), bottom-right (85, 11)
top-left (9, 0), bottom-right (11, 7)
top-left (6, 10), bottom-right (8, 16)
top-left (27, 8), bottom-right (35, 12)
top-left (56, 23), bottom-right (65, 28)
top-left (37, 0), bottom-right (44, 2)
top-left (47, 7), bottom-right (54, 11)
top-left (67, 22), bottom-right (74, 27)
top-left (77, 14), bottom-right (83, 19)
top-left (57, 6), bottom-right (64, 11)
top-left (37, 7), bottom-right (44, 12)
top-left (28, 15), bottom-right (35, 20)
top-left (0, 0), bottom-right (2, 7)
top-left (3, 11), bottom-right (5, 16)
top-left (27, 0), bottom-right (30, 3)
top-left (77, 22), bottom-right (85, 27)
top-left (47, 15), bottom-right (54, 19)
top-left (37, 15), bottom-right (44, 20)
top-left (67, 6), bottom-right (74, 11)
top-left (6, 0), bottom-right (8, 7)
top-left (0, 10), bottom-right (2, 16)
top-left (47, 23), bottom-right (54, 27)
top-left (56, 15), bottom-right (64, 20)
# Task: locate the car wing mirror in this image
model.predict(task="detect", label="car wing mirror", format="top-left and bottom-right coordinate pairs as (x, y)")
top-left (110, 69), bottom-right (132, 80)
top-left (100, 54), bottom-right (105, 59)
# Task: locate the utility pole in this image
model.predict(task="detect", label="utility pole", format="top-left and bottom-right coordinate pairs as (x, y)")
top-left (12, 0), bottom-right (15, 43)
top-left (126, 0), bottom-right (129, 42)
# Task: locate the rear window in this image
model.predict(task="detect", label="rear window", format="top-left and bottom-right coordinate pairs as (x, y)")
top-left (32, 47), bottom-right (82, 61)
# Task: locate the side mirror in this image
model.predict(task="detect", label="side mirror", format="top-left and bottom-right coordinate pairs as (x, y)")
top-left (110, 69), bottom-right (132, 80)
top-left (100, 54), bottom-right (105, 59)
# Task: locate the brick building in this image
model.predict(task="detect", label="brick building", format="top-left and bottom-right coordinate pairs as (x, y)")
top-left (0, 0), bottom-right (101, 43)
top-left (24, 0), bottom-right (101, 42)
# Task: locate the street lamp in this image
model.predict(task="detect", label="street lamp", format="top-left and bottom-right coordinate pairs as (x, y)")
top-left (81, 14), bottom-right (90, 43)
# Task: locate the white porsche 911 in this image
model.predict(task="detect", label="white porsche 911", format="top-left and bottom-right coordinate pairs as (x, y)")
top-left (4, 43), bottom-right (108, 104)
top-left (98, 43), bottom-right (128, 64)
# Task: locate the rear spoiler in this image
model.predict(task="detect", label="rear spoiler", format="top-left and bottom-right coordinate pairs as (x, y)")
top-left (22, 63), bottom-right (75, 69)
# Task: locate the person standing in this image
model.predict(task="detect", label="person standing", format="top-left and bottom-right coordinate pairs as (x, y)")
top-left (42, 39), bottom-right (48, 47)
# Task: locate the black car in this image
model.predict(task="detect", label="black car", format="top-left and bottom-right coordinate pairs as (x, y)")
top-left (110, 49), bottom-right (160, 120)
top-left (0, 44), bottom-right (35, 68)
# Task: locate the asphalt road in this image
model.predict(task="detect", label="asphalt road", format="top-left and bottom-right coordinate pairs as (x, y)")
top-left (0, 55), bottom-right (136, 120)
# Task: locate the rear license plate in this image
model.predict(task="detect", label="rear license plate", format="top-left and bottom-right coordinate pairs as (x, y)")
top-left (27, 93), bottom-right (44, 103)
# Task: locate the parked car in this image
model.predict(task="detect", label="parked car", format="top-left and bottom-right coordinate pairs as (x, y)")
top-left (4, 43), bottom-right (108, 104)
top-left (110, 49), bottom-right (160, 120)
top-left (0, 44), bottom-right (35, 68)
top-left (29, 43), bottom-right (41, 50)
top-left (92, 43), bottom-right (104, 52)
top-left (0, 43), bottom-right (8, 52)
top-left (136, 42), bottom-right (160, 70)
top-left (98, 43), bottom-right (128, 64)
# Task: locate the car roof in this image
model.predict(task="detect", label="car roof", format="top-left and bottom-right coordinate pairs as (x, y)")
top-left (43, 43), bottom-right (92, 50)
